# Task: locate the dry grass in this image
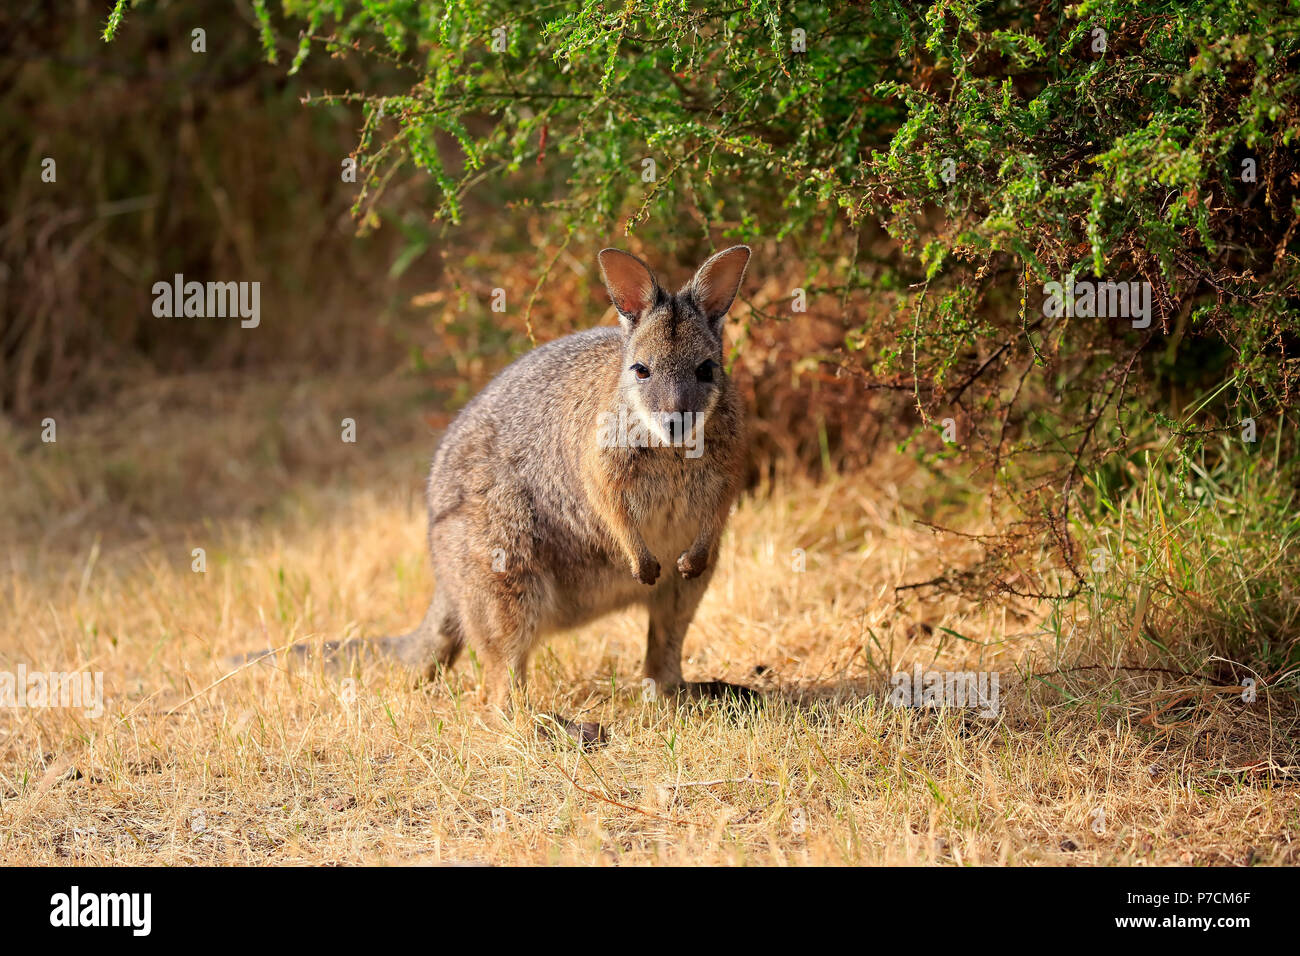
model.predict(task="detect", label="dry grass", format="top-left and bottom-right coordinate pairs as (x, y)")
top-left (2, 371), bottom-right (1298, 866)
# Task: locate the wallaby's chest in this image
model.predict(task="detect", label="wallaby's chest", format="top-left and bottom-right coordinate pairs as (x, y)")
top-left (622, 452), bottom-right (720, 541)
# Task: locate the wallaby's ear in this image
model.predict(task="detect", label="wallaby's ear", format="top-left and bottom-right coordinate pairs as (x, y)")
top-left (687, 245), bottom-right (750, 332)
top-left (598, 248), bottom-right (660, 331)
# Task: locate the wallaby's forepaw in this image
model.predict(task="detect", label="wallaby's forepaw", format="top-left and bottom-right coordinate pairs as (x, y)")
top-left (677, 549), bottom-right (708, 579)
top-left (633, 554), bottom-right (661, 585)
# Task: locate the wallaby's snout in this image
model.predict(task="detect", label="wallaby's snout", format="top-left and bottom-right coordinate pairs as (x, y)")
top-left (637, 352), bottom-right (717, 445)
top-left (662, 409), bottom-right (687, 445)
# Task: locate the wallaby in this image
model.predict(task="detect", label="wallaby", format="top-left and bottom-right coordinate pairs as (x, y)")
top-left (264, 246), bottom-right (752, 741)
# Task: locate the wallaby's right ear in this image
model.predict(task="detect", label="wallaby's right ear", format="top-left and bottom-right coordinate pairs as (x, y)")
top-left (598, 249), bottom-right (660, 331)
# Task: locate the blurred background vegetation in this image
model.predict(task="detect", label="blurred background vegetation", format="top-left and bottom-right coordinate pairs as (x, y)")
top-left (2, 0), bottom-right (445, 413)
top-left (4, 0), bottom-right (1299, 672)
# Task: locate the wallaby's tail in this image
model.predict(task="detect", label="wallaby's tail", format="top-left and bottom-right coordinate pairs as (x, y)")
top-left (234, 593), bottom-right (461, 681)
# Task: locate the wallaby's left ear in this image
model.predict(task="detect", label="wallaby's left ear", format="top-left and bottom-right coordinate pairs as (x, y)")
top-left (688, 245), bottom-right (751, 332)
top-left (598, 248), bottom-right (661, 332)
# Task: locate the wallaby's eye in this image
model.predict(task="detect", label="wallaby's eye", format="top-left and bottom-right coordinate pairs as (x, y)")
top-left (696, 359), bottom-right (718, 383)
top-left (631, 363), bottom-right (651, 380)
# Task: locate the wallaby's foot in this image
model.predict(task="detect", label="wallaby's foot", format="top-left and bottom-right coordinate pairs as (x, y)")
top-left (535, 713), bottom-right (609, 749)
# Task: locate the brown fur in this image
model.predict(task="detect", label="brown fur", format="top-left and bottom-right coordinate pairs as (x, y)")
top-left (383, 247), bottom-right (751, 710)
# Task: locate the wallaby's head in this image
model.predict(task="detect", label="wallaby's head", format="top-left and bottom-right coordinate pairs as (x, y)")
top-left (597, 245), bottom-right (750, 445)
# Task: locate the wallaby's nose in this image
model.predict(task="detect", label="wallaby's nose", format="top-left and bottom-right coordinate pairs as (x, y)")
top-left (662, 412), bottom-right (689, 444)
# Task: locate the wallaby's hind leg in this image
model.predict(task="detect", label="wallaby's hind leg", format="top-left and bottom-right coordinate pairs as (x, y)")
top-left (461, 594), bottom-right (533, 712)
top-left (645, 571), bottom-right (758, 703)
top-left (456, 573), bottom-right (607, 746)
top-left (437, 478), bottom-right (549, 713)
top-left (644, 572), bottom-right (711, 692)
top-left (482, 644), bottom-right (529, 712)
